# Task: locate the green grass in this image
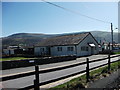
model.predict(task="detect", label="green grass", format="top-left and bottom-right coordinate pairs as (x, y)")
top-left (0, 57), bottom-right (34, 61)
top-left (113, 52), bottom-right (120, 54)
top-left (51, 61), bottom-right (120, 89)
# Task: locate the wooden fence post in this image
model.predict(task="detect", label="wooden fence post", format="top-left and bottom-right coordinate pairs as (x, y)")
top-left (34, 65), bottom-right (39, 90)
top-left (86, 58), bottom-right (89, 82)
top-left (108, 54), bottom-right (111, 71)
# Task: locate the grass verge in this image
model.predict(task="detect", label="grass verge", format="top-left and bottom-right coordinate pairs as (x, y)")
top-left (0, 57), bottom-right (34, 61)
top-left (51, 61), bottom-right (120, 89)
top-left (113, 52), bottom-right (120, 54)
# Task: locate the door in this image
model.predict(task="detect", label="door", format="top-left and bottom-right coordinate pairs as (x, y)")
top-left (91, 47), bottom-right (94, 55)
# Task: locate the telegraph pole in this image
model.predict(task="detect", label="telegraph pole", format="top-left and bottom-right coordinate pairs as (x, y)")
top-left (111, 23), bottom-right (113, 51)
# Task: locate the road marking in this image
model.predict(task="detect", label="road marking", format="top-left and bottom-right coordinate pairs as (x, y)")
top-left (1, 55), bottom-right (118, 78)
top-left (0, 70), bottom-right (35, 77)
top-left (1, 61), bottom-right (85, 77)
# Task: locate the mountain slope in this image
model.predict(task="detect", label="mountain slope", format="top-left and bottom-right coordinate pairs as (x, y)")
top-left (2, 31), bottom-right (119, 49)
top-left (2, 33), bottom-right (55, 48)
top-left (90, 31), bottom-right (118, 43)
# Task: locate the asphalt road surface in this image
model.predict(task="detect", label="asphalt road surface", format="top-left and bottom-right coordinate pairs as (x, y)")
top-left (2, 54), bottom-right (108, 76)
top-left (1, 54), bottom-right (119, 89)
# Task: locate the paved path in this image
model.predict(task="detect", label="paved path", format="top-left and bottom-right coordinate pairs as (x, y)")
top-left (1, 54), bottom-right (119, 89)
top-left (105, 69), bottom-right (120, 88)
top-left (88, 69), bottom-right (120, 88)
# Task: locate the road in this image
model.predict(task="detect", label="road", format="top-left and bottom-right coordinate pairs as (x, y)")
top-left (2, 54), bottom-right (107, 76)
top-left (1, 54), bottom-right (119, 89)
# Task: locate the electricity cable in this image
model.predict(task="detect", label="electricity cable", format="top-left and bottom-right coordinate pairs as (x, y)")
top-left (41, 0), bottom-right (111, 24)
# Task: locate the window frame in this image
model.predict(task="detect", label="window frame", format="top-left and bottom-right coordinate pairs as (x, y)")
top-left (67, 47), bottom-right (74, 51)
top-left (81, 46), bottom-right (89, 51)
top-left (40, 48), bottom-right (45, 52)
top-left (57, 47), bottom-right (62, 51)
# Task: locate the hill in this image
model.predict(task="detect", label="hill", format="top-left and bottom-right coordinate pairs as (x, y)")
top-left (2, 33), bottom-right (56, 48)
top-left (2, 31), bottom-right (119, 49)
top-left (90, 31), bottom-right (118, 43)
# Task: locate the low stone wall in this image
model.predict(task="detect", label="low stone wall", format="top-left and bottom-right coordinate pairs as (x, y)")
top-left (1, 56), bottom-right (76, 70)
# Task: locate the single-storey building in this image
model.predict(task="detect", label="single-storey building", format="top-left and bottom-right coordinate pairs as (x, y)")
top-left (34, 32), bottom-right (99, 57)
top-left (3, 46), bottom-right (23, 56)
top-left (3, 48), bottom-right (15, 55)
top-left (101, 43), bottom-right (120, 51)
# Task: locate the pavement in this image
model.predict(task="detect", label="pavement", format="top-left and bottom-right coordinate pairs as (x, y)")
top-left (88, 69), bottom-right (120, 88)
top-left (105, 69), bottom-right (120, 88)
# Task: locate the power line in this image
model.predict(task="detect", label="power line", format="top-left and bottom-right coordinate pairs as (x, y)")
top-left (41, 0), bottom-right (111, 24)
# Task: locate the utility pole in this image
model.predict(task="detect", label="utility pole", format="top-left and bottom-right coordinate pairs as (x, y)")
top-left (111, 23), bottom-right (113, 51)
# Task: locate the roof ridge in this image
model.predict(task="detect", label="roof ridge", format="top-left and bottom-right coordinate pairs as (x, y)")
top-left (54, 32), bottom-right (89, 37)
top-left (36, 32), bottom-right (90, 47)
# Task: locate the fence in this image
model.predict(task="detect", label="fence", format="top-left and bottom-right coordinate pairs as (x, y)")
top-left (1, 54), bottom-right (120, 90)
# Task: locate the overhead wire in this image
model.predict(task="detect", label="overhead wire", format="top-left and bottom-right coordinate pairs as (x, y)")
top-left (41, 0), bottom-right (111, 24)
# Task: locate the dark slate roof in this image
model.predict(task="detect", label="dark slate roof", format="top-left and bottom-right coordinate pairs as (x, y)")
top-left (36, 32), bottom-right (90, 47)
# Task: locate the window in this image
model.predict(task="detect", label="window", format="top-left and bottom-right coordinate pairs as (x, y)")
top-left (67, 47), bottom-right (74, 51)
top-left (86, 47), bottom-right (88, 51)
top-left (81, 46), bottom-right (88, 51)
top-left (41, 48), bottom-right (44, 52)
top-left (57, 47), bottom-right (62, 51)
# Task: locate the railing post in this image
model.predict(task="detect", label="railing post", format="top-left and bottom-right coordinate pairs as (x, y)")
top-left (108, 54), bottom-right (111, 71)
top-left (86, 58), bottom-right (89, 82)
top-left (34, 65), bottom-right (39, 90)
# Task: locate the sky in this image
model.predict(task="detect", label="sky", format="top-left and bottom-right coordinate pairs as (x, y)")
top-left (2, 1), bottom-right (118, 37)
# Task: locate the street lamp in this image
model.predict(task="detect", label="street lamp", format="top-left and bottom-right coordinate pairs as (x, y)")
top-left (113, 28), bottom-right (119, 50)
top-left (114, 28), bottom-right (118, 43)
top-left (111, 22), bottom-right (118, 50)
top-left (114, 28), bottom-right (118, 48)
top-left (111, 23), bottom-right (118, 51)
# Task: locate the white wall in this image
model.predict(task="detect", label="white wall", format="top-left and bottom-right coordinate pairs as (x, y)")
top-left (10, 49), bottom-right (14, 55)
top-left (3, 49), bottom-right (14, 55)
top-left (34, 47), bottom-right (47, 56)
top-left (3, 49), bottom-right (9, 55)
top-left (34, 34), bottom-right (99, 57)
top-left (51, 45), bottom-right (76, 56)
top-left (76, 34), bottom-right (99, 56)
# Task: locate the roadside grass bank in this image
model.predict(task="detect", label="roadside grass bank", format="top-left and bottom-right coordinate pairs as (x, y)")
top-left (51, 61), bottom-right (120, 89)
top-left (113, 52), bottom-right (120, 54)
top-left (0, 57), bottom-right (35, 61)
